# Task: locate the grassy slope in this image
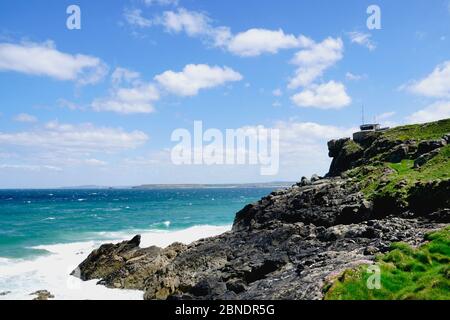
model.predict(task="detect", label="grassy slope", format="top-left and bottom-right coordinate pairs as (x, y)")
top-left (324, 227), bottom-right (450, 300)
top-left (346, 119), bottom-right (450, 209)
top-left (382, 118), bottom-right (450, 141)
top-left (324, 119), bottom-right (450, 300)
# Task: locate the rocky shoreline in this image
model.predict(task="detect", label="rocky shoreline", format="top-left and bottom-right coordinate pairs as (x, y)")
top-left (73, 120), bottom-right (450, 300)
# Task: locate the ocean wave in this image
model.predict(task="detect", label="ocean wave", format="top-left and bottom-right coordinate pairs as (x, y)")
top-left (41, 217), bottom-right (56, 221)
top-left (0, 224), bottom-right (230, 300)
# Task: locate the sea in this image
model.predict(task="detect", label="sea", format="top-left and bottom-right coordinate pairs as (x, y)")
top-left (0, 187), bottom-right (276, 300)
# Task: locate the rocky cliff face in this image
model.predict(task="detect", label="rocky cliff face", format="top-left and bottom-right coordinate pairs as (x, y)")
top-left (73, 119), bottom-right (450, 300)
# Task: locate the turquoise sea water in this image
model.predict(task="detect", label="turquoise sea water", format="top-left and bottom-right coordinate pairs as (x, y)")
top-left (0, 188), bottom-right (273, 260)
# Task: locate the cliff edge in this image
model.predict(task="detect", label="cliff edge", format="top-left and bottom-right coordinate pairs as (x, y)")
top-left (73, 119), bottom-right (450, 300)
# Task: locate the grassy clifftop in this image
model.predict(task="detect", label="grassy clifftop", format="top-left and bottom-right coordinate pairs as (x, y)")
top-left (324, 118), bottom-right (450, 300)
top-left (335, 118), bottom-right (450, 215)
top-left (324, 227), bottom-right (450, 300)
top-left (382, 118), bottom-right (450, 141)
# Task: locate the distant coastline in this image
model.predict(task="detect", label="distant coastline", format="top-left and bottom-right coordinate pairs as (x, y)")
top-left (0, 182), bottom-right (296, 190)
top-left (132, 182), bottom-right (295, 190)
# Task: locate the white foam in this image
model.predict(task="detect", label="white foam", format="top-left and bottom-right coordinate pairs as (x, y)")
top-left (0, 225), bottom-right (231, 300)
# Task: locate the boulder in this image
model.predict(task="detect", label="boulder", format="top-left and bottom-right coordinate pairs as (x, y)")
top-left (30, 290), bottom-right (54, 300)
top-left (414, 149), bottom-right (440, 168)
top-left (416, 139), bottom-right (446, 156)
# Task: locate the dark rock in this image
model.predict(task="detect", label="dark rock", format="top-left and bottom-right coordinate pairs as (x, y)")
top-left (327, 140), bottom-right (363, 177)
top-left (443, 134), bottom-right (450, 144)
top-left (30, 290), bottom-right (54, 300)
top-left (414, 149), bottom-right (440, 168)
top-left (189, 278), bottom-right (227, 298)
top-left (364, 246), bottom-right (380, 255)
top-left (226, 279), bottom-right (247, 294)
top-left (384, 144), bottom-right (409, 163)
top-left (73, 124), bottom-right (449, 301)
top-left (416, 139), bottom-right (446, 156)
top-left (328, 138), bottom-right (350, 158)
top-left (297, 177), bottom-right (311, 187)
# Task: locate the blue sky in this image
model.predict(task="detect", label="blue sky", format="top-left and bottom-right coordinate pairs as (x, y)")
top-left (0, 0), bottom-right (449, 188)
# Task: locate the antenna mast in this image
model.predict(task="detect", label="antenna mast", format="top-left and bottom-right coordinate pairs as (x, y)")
top-left (361, 104), bottom-right (365, 125)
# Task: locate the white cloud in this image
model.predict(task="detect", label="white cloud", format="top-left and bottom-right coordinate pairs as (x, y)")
top-left (157, 8), bottom-right (211, 37)
top-left (124, 8), bottom-right (153, 28)
top-left (345, 72), bottom-right (365, 81)
top-left (243, 120), bottom-right (355, 175)
top-left (57, 99), bottom-right (84, 111)
top-left (111, 67), bottom-right (141, 86)
top-left (406, 101), bottom-right (450, 124)
top-left (347, 31), bottom-right (376, 51)
top-left (92, 83), bottom-right (160, 114)
top-left (376, 111), bottom-right (396, 120)
top-left (272, 101), bottom-right (282, 107)
top-left (155, 64), bottom-right (243, 96)
top-left (0, 121), bottom-right (148, 153)
top-left (226, 29), bottom-right (306, 57)
top-left (288, 37), bottom-right (344, 89)
top-left (143, 0), bottom-right (178, 6)
top-left (403, 61), bottom-right (450, 98)
top-left (150, 8), bottom-right (309, 57)
top-left (291, 81), bottom-right (351, 109)
top-left (92, 67), bottom-right (160, 114)
top-left (0, 41), bottom-right (107, 85)
top-left (84, 158), bottom-right (108, 166)
top-left (14, 113), bottom-right (38, 123)
top-left (272, 88), bottom-right (283, 97)
top-left (0, 164), bottom-right (62, 171)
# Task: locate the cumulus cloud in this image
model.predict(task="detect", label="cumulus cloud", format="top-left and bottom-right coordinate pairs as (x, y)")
top-left (14, 113), bottom-right (38, 123)
top-left (0, 121), bottom-right (148, 153)
top-left (157, 8), bottom-right (211, 36)
top-left (402, 61), bottom-right (450, 98)
top-left (124, 8), bottom-right (153, 28)
top-left (92, 67), bottom-right (160, 114)
top-left (347, 31), bottom-right (376, 51)
top-left (92, 83), bottom-right (160, 114)
top-left (243, 120), bottom-right (355, 176)
top-left (406, 101), bottom-right (450, 124)
top-left (288, 37), bottom-right (344, 89)
top-left (154, 64), bottom-right (243, 96)
top-left (0, 41), bottom-right (107, 85)
top-left (290, 81), bottom-right (351, 109)
top-left (111, 67), bottom-right (141, 86)
top-left (226, 29), bottom-right (307, 57)
top-left (146, 8), bottom-right (308, 57)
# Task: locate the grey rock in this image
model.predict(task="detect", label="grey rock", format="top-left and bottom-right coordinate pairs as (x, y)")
top-left (73, 127), bottom-right (449, 301)
top-left (30, 290), bottom-right (54, 300)
top-left (414, 149), bottom-right (441, 168)
top-left (417, 139), bottom-right (446, 156)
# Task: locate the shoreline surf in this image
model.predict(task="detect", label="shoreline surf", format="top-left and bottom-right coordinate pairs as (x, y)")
top-left (0, 224), bottom-right (231, 300)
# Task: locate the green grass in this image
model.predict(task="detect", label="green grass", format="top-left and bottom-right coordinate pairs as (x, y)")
top-left (388, 160), bottom-right (414, 174)
top-left (324, 227), bottom-right (450, 300)
top-left (382, 118), bottom-right (450, 142)
top-left (347, 145), bottom-right (450, 209)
